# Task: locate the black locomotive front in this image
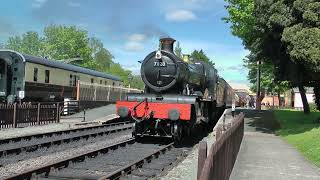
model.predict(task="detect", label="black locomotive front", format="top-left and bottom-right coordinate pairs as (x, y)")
top-left (117, 37), bottom-right (224, 142)
top-left (141, 37), bottom-right (187, 93)
top-left (141, 37), bottom-right (217, 98)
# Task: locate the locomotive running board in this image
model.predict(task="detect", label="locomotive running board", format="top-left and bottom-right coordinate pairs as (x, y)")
top-left (125, 93), bottom-right (198, 104)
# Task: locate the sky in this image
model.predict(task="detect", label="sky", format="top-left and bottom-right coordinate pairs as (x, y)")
top-left (0, 0), bottom-right (250, 88)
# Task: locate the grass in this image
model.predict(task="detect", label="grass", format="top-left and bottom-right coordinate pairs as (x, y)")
top-left (274, 110), bottom-right (320, 167)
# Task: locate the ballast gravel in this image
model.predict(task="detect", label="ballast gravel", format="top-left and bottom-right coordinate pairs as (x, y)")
top-left (0, 132), bottom-right (132, 179)
top-left (0, 128), bottom-right (132, 167)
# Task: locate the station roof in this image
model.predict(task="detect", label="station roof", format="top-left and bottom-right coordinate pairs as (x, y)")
top-left (24, 54), bottom-right (122, 81)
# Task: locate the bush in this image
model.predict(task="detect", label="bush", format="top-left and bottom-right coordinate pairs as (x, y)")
top-left (309, 103), bottom-right (319, 112)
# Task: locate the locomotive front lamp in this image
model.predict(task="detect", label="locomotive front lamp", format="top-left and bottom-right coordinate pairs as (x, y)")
top-left (118, 106), bottom-right (129, 118)
top-left (155, 50), bottom-right (162, 60)
top-left (168, 109), bottom-right (180, 121)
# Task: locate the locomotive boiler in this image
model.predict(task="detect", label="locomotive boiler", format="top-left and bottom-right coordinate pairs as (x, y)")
top-left (116, 37), bottom-right (235, 142)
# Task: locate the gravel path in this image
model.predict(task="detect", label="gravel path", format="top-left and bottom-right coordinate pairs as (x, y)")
top-left (0, 132), bottom-right (132, 179)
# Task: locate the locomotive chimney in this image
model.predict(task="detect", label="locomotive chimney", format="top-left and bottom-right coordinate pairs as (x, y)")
top-left (159, 37), bottom-right (176, 52)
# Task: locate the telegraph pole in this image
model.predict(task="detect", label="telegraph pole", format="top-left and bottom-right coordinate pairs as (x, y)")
top-left (256, 60), bottom-right (261, 110)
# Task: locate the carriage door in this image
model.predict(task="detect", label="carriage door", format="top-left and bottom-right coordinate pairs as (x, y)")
top-left (0, 59), bottom-right (7, 99)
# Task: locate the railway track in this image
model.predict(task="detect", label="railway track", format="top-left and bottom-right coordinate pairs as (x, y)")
top-left (0, 120), bottom-right (129, 145)
top-left (0, 121), bottom-right (133, 158)
top-left (5, 138), bottom-right (189, 180)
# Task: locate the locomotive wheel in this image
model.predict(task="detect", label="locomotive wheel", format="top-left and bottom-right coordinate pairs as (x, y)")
top-left (173, 123), bottom-right (182, 142)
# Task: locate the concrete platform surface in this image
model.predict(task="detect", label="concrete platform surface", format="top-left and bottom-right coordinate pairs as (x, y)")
top-left (0, 104), bottom-right (117, 140)
top-left (230, 110), bottom-right (320, 180)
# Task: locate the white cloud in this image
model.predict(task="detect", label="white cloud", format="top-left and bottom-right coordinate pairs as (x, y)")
top-left (124, 42), bottom-right (144, 52)
top-left (128, 33), bottom-right (148, 42)
top-left (121, 63), bottom-right (141, 75)
top-left (68, 2), bottom-right (81, 7)
top-left (32, 0), bottom-right (48, 8)
top-left (165, 10), bottom-right (197, 22)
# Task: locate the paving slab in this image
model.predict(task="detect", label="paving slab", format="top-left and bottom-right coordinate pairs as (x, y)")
top-left (230, 109), bottom-right (320, 180)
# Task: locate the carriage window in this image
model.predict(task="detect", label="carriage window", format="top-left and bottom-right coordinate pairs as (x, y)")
top-left (45, 70), bottom-right (50, 83)
top-left (91, 78), bottom-right (94, 84)
top-left (33, 68), bottom-right (38, 82)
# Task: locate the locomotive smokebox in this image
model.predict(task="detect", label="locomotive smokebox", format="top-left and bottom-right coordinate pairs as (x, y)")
top-left (141, 37), bottom-right (188, 93)
top-left (160, 37), bottom-right (176, 52)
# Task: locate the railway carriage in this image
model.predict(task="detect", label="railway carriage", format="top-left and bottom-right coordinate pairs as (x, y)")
top-left (116, 37), bottom-right (237, 142)
top-left (0, 50), bottom-right (122, 103)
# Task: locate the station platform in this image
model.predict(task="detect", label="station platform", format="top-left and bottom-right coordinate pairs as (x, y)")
top-left (0, 104), bottom-right (118, 140)
top-left (230, 110), bottom-right (320, 180)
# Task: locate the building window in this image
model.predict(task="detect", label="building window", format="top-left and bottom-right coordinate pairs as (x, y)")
top-left (69, 74), bottom-right (73, 86)
top-left (100, 80), bottom-right (102, 84)
top-left (91, 78), bottom-right (94, 84)
top-left (45, 70), bottom-right (50, 83)
top-left (112, 82), bottom-right (115, 86)
top-left (105, 81), bottom-right (107, 85)
top-left (33, 68), bottom-right (38, 82)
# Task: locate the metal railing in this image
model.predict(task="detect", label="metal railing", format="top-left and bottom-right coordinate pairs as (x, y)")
top-left (0, 102), bottom-right (61, 128)
top-left (197, 112), bottom-right (245, 180)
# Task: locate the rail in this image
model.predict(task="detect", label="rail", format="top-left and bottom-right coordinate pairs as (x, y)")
top-left (4, 138), bottom-right (136, 180)
top-left (197, 112), bottom-right (245, 180)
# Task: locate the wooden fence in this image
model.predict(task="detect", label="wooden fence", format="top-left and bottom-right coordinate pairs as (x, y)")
top-left (0, 103), bottom-right (61, 128)
top-left (197, 112), bottom-right (245, 180)
top-left (77, 81), bottom-right (143, 102)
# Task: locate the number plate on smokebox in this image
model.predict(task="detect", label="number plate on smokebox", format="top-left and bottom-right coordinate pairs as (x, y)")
top-left (154, 61), bottom-right (167, 67)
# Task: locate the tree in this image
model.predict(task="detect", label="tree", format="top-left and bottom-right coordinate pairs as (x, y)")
top-left (130, 75), bottom-right (145, 89)
top-left (6, 31), bottom-right (44, 56)
top-left (191, 49), bottom-right (215, 67)
top-left (4, 24), bottom-right (145, 90)
top-left (43, 25), bottom-right (95, 69)
top-left (174, 41), bottom-right (182, 58)
top-left (89, 37), bottom-right (113, 71)
top-left (107, 63), bottom-right (131, 86)
top-left (224, 0), bottom-right (320, 114)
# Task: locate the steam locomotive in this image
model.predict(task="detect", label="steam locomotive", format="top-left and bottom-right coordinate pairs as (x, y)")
top-left (116, 37), bottom-right (235, 141)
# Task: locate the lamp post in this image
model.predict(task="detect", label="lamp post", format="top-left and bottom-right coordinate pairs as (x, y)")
top-left (128, 75), bottom-right (133, 89)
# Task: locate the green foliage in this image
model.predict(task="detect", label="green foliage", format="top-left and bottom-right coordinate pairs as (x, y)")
top-left (275, 110), bottom-right (320, 167)
top-left (245, 53), bottom-right (290, 94)
top-left (6, 31), bottom-right (44, 56)
top-left (43, 25), bottom-right (94, 69)
top-left (224, 0), bottom-right (320, 113)
top-left (174, 41), bottom-right (182, 58)
top-left (130, 75), bottom-right (145, 89)
top-left (190, 49), bottom-right (214, 67)
top-left (309, 103), bottom-right (319, 112)
top-left (4, 24), bottom-right (144, 90)
top-left (223, 0), bottom-right (255, 46)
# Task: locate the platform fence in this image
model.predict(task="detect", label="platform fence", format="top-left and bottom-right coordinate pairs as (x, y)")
top-left (197, 112), bottom-right (244, 180)
top-left (0, 102), bottom-right (61, 129)
top-left (77, 81), bottom-right (143, 102)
